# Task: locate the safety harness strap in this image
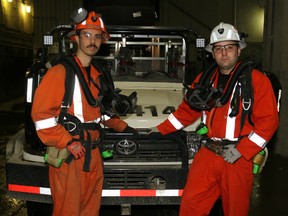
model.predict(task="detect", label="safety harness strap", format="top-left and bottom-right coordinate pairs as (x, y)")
top-left (57, 57), bottom-right (103, 172)
top-left (83, 132), bottom-right (92, 172)
top-left (58, 58), bottom-right (75, 124)
top-left (198, 62), bottom-right (254, 145)
top-left (238, 62), bottom-right (254, 131)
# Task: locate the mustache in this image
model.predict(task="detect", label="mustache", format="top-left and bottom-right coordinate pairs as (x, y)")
top-left (86, 44), bottom-right (98, 49)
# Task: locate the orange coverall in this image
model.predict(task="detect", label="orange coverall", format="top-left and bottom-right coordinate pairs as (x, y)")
top-left (157, 64), bottom-right (279, 216)
top-left (32, 57), bottom-right (128, 216)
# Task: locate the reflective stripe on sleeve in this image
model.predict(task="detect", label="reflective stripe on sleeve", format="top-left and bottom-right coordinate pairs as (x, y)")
top-left (248, 131), bottom-right (267, 148)
top-left (168, 113), bottom-right (183, 130)
top-left (101, 114), bottom-right (111, 121)
top-left (35, 117), bottom-right (57, 130)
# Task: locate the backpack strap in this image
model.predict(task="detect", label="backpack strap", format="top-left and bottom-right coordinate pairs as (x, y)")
top-left (64, 57), bottom-right (99, 107)
top-left (229, 61), bottom-right (254, 142)
top-left (239, 63), bottom-right (254, 131)
top-left (57, 58), bottom-right (75, 124)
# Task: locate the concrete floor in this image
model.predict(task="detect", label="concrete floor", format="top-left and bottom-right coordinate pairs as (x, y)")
top-left (250, 153), bottom-right (288, 216)
top-left (1, 98), bottom-right (288, 216)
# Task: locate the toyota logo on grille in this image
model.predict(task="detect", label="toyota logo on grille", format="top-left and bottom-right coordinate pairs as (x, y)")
top-left (115, 139), bottom-right (138, 155)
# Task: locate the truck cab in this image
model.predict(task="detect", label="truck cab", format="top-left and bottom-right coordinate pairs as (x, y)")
top-left (6, 24), bottom-right (206, 215)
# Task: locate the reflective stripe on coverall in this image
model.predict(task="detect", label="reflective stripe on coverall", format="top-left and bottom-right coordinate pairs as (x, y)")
top-left (32, 57), bottom-right (128, 216)
top-left (157, 67), bottom-right (279, 216)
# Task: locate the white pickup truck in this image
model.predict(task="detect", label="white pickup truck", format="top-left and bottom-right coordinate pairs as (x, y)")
top-left (6, 25), bottom-right (213, 215)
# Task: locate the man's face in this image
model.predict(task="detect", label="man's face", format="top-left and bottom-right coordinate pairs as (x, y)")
top-left (212, 41), bottom-right (241, 74)
top-left (75, 29), bottom-right (103, 57)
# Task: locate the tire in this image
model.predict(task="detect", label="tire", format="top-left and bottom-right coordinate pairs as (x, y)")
top-left (160, 205), bottom-right (179, 216)
top-left (26, 201), bottom-right (53, 216)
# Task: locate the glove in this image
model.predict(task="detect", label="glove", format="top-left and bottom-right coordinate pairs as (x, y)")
top-left (147, 126), bottom-right (159, 135)
top-left (222, 144), bottom-right (242, 164)
top-left (122, 126), bottom-right (138, 135)
top-left (67, 140), bottom-right (86, 159)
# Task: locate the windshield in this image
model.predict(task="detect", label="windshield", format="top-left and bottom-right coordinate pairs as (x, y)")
top-left (94, 34), bottom-right (187, 83)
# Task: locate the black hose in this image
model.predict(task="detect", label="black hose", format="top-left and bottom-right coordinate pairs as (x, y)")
top-left (197, 62), bottom-right (218, 86)
top-left (216, 61), bottom-right (252, 107)
top-left (185, 61), bottom-right (253, 110)
top-left (64, 57), bottom-right (98, 107)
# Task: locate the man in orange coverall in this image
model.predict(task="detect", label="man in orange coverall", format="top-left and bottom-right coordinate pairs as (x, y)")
top-left (150, 22), bottom-right (279, 216)
top-left (32, 9), bottom-right (136, 216)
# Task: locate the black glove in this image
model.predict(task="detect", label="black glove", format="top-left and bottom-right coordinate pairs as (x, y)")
top-left (122, 126), bottom-right (138, 135)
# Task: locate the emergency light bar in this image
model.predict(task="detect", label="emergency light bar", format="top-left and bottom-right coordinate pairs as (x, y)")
top-left (196, 38), bottom-right (205, 48)
top-left (43, 35), bottom-right (53, 45)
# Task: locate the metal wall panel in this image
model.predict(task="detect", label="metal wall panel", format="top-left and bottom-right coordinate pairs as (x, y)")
top-left (263, 0), bottom-right (288, 157)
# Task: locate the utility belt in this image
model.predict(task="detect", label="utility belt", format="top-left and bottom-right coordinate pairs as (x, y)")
top-left (201, 137), bottom-right (268, 174)
top-left (44, 140), bottom-right (101, 169)
top-left (201, 137), bottom-right (238, 156)
top-left (63, 121), bottom-right (101, 136)
top-left (44, 112), bottom-right (103, 171)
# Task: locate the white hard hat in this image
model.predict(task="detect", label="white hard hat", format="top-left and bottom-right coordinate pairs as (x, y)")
top-left (205, 22), bottom-right (246, 52)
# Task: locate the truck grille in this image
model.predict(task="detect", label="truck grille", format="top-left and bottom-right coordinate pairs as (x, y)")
top-left (104, 170), bottom-right (150, 189)
top-left (102, 131), bottom-right (187, 162)
top-left (101, 131), bottom-right (189, 190)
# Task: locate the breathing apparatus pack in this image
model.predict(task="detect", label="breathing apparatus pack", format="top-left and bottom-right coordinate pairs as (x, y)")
top-left (47, 55), bottom-right (137, 116)
top-left (186, 60), bottom-right (282, 173)
top-left (185, 60), bottom-right (281, 120)
top-left (184, 61), bottom-right (253, 118)
top-left (43, 55), bottom-right (137, 170)
top-left (43, 8), bottom-right (138, 169)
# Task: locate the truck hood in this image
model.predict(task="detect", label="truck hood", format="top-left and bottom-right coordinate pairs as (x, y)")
top-left (114, 81), bottom-right (199, 130)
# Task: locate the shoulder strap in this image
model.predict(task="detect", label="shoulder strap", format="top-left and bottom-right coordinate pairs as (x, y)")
top-left (239, 62), bottom-right (254, 132)
top-left (64, 57), bottom-right (99, 107)
top-left (57, 57), bottom-right (75, 124)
